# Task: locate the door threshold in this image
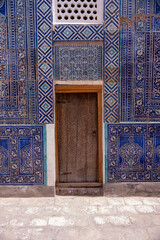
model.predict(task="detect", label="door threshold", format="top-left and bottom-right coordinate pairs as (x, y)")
top-left (56, 182), bottom-right (102, 188)
top-left (56, 186), bottom-right (103, 196)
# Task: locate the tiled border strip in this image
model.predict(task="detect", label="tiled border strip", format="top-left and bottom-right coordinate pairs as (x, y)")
top-left (104, 0), bottom-right (120, 123)
top-left (37, 0), bottom-right (54, 123)
top-left (53, 24), bottom-right (104, 41)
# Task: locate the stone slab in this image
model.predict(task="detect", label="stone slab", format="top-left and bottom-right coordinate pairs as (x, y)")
top-left (0, 186), bottom-right (55, 198)
top-left (56, 187), bottom-right (103, 196)
top-left (103, 183), bottom-right (160, 197)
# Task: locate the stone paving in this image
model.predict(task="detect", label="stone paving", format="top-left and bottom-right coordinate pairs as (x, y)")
top-left (0, 196), bottom-right (160, 240)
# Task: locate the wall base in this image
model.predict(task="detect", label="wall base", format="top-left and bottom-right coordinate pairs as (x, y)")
top-left (103, 183), bottom-right (160, 197)
top-left (0, 186), bottom-right (55, 198)
top-left (56, 187), bottom-right (103, 196)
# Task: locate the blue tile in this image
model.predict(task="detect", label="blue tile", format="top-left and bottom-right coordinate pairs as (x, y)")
top-left (55, 44), bottom-right (103, 81)
top-left (37, 0), bottom-right (54, 124)
top-left (107, 123), bottom-right (160, 182)
top-left (53, 25), bottom-right (104, 41)
top-left (156, 0), bottom-right (160, 14)
top-left (0, 126), bottom-right (44, 185)
top-left (104, 0), bottom-right (120, 123)
top-left (120, 0), bottom-right (160, 121)
top-left (0, 0), bottom-right (37, 124)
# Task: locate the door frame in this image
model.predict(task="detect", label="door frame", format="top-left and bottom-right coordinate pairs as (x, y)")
top-left (55, 85), bottom-right (103, 187)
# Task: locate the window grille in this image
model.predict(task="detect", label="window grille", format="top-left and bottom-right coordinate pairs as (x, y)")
top-left (53, 0), bottom-right (103, 24)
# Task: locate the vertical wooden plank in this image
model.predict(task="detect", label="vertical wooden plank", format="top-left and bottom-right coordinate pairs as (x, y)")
top-left (98, 92), bottom-right (103, 183)
top-left (55, 93), bottom-right (59, 183)
top-left (67, 93), bottom-right (79, 182)
top-left (86, 93), bottom-right (98, 182)
top-left (57, 94), bottom-right (68, 183)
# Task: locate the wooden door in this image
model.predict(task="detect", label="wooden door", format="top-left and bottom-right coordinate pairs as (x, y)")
top-left (56, 92), bottom-right (99, 184)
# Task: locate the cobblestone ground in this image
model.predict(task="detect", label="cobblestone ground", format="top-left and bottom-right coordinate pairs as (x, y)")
top-left (0, 196), bottom-right (160, 240)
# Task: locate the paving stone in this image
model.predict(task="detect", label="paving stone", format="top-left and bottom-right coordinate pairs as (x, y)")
top-left (143, 198), bottom-right (160, 206)
top-left (124, 228), bottom-right (150, 240)
top-left (30, 218), bottom-right (48, 227)
top-left (124, 197), bottom-right (143, 205)
top-left (147, 227), bottom-right (160, 240)
top-left (81, 206), bottom-right (98, 214)
top-left (129, 215), bottom-right (160, 227)
top-left (97, 205), bottom-right (117, 215)
top-left (107, 198), bottom-right (125, 205)
top-left (0, 196), bottom-right (159, 240)
top-left (117, 205), bottom-right (137, 214)
top-left (136, 205), bottom-right (156, 214)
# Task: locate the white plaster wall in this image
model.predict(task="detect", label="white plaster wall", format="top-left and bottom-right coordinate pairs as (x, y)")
top-left (46, 124), bottom-right (55, 186)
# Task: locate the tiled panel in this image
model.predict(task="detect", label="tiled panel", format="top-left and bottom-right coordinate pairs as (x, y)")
top-left (107, 123), bottom-right (160, 182)
top-left (37, 0), bottom-right (54, 123)
top-left (104, 0), bottom-right (120, 123)
top-left (53, 25), bottom-right (104, 41)
top-left (156, 0), bottom-right (160, 14)
top-left (0, 126), bottom-right (44, 185)
top-left (0, 0), bottom-right (37, 124)
top-left (120, 0), bottom-right (160, 122)
top-left (55, 43), bottom-right (102, 81)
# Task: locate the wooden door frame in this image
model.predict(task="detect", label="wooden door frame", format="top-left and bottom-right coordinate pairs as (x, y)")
top-left (55, 85), bottom-right (103, 187)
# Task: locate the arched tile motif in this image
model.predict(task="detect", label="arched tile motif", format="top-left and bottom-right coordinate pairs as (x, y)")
top-left (107, 124), bottom-right (160, 182)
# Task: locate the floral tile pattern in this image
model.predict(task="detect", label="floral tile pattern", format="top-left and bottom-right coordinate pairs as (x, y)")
top-left (0, 126), bottom-right (44, 185)
top-left (120, 0), bottom-right (160, 121)
top-left (0, 0), bottom-right (37, 124)
top-left (104, 0), bottom-right (120, 123)
top-left (107, 123), bottom-right (160, 182)
top-left (54, 44), bottom-right (103, 81)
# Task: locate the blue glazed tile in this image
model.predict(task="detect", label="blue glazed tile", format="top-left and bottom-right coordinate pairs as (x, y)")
top-left (104, 0), bottom-right (120, 123)
top-left (0, 126), bottom-right (44, 185)
top-left (107, 123), bottom-right (160, 182)
top-left (120, 0), bottom-right (160, 122)
top-left (0, 0), bottom-right (37, 124)
top-left (37, 0), bottom-right (54, 124)
top-left (156, 0), bottom-right (160, 14)
top-left (55, 44), bottom-right (103, 81)
top-left (53, 25), bottom-right (104, 41)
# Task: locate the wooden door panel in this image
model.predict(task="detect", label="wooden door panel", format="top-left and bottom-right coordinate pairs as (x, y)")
top-left (57, 93), bottom-right (98, 183)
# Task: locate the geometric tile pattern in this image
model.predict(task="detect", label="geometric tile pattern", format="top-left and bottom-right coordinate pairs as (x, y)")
top-left (53, 25), bottom-right (104, 41)
top-left (55, 44), bottom-right (102, 81)
top-left (107, 123), bottom-right (160, 182)
top-left (37, 0), bottom-right (54, 123)
top-left (104, 0), bottom-right (120, 123)
top-left (0, 126), bottom-right (44, 185)
top-left (0, 0), bottom-right (38, 124)
top-left (121, 0), bottom-right (160, 122)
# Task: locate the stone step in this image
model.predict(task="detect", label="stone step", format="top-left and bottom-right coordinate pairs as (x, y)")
top-left (56, 187), bottom-right (103, 196)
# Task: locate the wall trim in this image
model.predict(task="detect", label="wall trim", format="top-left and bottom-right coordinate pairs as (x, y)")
top-left (103, 183), bottom-right (160, 197)
top-left (0, 186), bottom-right (55, 198)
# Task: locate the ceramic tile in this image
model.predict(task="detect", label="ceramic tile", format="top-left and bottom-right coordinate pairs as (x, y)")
top-left (0, 126), bottom-right (44, 185)
top-left (55, 44), bottom-right (103, 81)
top-left (53, 25), bottom-right (104, 41)
top-left (0, 0), bottom-right (37, 124)
top-left (120, 0), bottom-right (160, 122)
top-left (107, 123), bottom-right (160, 182)
top-left (37, 0), bottom-right (54, 123)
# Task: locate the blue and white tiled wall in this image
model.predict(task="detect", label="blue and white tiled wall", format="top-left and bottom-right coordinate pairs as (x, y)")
top-left (1, 0), bottom-right (160, 185)
top-left (105, 0), bottom-right (160, 182)
top-left (0, 0), bottom-right (53, 185)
